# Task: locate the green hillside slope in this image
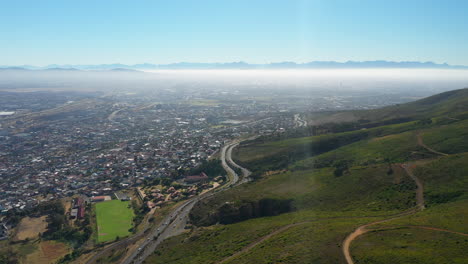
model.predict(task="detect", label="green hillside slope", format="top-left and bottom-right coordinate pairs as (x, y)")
top-left (145, 88), bottom-right (468, 264)
top-left (307, 88), bottom-right (468, 126)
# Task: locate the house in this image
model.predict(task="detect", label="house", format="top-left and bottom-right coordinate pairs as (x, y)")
top-left (77, 206), bottom-right (85, 219)
top-left (185, 172), bottom-right (209, 183)
top-left (91, 196), bottom-right (112, 202)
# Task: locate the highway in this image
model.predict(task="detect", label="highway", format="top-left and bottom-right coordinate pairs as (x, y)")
top-left (220, 142), bottom-right (239, 186)
top-left (118, 139), bottom-right (251, 264)
top-left (225, 142), bottom-right (252, 183)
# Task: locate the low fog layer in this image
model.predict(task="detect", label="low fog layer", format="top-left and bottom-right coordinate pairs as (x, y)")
top-left (1, 69), bottom-right (468, 96)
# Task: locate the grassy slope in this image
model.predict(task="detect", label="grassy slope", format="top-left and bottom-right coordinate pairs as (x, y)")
top-left (146, 89), bottom-right (468, 264)
top-left (308, 88), bottom-right (468, 125)
top-left (361, 88), bottom-right (468, 119)
top-left (420, 119), bottom-right (468, 154)
top-left (145, 210), bottom-right (376, 264)
top-left (149, 154), bottom-right (425, 263)
top-left (294, 131), bottom-right (428, 169)
top-left (295, 117), bottom-right (466, 168)
top-left (192, 164), bottom-right (414, 220)
top-left (351, 154), bottom-right (468, 263)
top-left (95, 200), bottom-right (133, 243)
top-left (351, 228), bottom-right (468, 264)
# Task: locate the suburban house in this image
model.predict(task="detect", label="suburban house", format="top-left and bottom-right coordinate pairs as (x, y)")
top-left (91, 196), bottom-right (112, 202)
top-left (185, 172), bottom-right (209, 183)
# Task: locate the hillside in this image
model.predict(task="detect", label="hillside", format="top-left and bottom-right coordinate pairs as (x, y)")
top-left (144, 89), bottom-right (468, 264)
top-left (308, 87), bottom-right (468, 126)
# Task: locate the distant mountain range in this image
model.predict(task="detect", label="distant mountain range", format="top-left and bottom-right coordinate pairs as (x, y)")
top-left (1, 60), bottom-right (468, 71)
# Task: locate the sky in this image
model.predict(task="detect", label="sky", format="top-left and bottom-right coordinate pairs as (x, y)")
top-left (1, 0), bottom-right (468, 66)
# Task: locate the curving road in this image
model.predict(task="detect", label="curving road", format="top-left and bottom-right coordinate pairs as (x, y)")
top-left (220, 142), bottom-right (240, 186)
top-left (118, 139), bottom-right (252, 264)
top-left (226, 143), bottom-right (252, 183)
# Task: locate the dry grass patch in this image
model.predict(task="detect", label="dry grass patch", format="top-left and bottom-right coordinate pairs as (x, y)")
top-left (14, 216), bottom-right (48, 241)
top-left (23, 241), bottom-right (69, 264)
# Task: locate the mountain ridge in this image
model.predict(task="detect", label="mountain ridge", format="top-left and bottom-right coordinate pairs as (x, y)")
top-left (2, 60), bottom-right (468, 70)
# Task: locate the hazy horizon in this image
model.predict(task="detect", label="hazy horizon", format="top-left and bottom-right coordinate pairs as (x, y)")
top-left (2, 68), bottom-right (468, 96)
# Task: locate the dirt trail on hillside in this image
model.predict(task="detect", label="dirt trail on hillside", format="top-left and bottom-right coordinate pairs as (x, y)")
top-left (216, 212), bottom-right (420, 264)
top-left (409, 226), bottom-right (468, 236)
top-left (217, 222), bottom-right (307, 264)
top-left (402, 164), bottom-right (425, 210)
top-left (216, 161), bottom-right (428, 264)
top-left (376, 225), bottom-right (468, 237)
top-left (416, 132), bottom-right (448, 156)
top-left (342, 163), bottom-right (425, 264)
top-left (343, 224), bottom-right (468, 264)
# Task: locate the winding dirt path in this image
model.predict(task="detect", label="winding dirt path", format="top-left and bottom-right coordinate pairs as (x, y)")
top-left (342, 163), bottom-right (425, 264)
top-left (416, 132), bottom-right (448, 156)
top-left (216, 212), bottom-right (421, 264)
top-left (401, 164), bottom-right (425, 210)
top-left (217, 222), bottom-right (307, 264)
top-left (375, 225), bottom-right (468, 237)
top-left (409, 226), bottom-right (468, 236)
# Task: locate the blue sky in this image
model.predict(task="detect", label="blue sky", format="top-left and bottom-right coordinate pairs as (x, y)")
top-left (1, 0), bottom-right (468, 66)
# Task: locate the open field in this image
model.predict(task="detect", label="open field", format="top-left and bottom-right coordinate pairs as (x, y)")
top-left (95, 200), bottom-right (134, 243)
top-left (23, 240), bottom-right (70, 264)
top-left (14, 216), bottom-right (48, 241)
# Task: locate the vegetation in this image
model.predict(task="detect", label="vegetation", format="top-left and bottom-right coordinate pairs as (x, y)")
top-left (419, 119), bottom-right (468, 154)
top-left (149, 89), bottom-right (468, 263)
top-left (130, 198), bottom-right (149, 232)
top-left (351, 227), bottom-right (468, 264)
top-left (95, 200), bottom-right (134, 243)
top-left (187, 159), bottom-right (225, 178)
top-left (0, 247), bottom-right (19, 264)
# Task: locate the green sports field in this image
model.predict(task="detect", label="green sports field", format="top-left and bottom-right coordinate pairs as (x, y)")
top-left (95, 200), bottom-right (134, 243)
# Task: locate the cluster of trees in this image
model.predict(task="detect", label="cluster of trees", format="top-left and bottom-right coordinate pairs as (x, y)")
top-left (187, 159), bottom-right (224, 178)
top-left (0, 247), bottom-right (19, 264)
top-left (3, 199), bottom-right (66, 227)
top-left (190, 198), bottom-right (293, 226)
top-left (130, 199), bottom-right (149, 232)
top-left (42, 201), bottom-right (91, 249)
top-left (142, 177), bottom-right (172, 187)
top-left (333, 160), bottom-right (350, 177)
top-left (427, 190), bottom-right (464, 205)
